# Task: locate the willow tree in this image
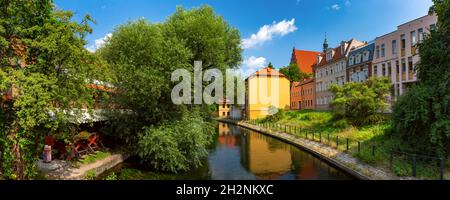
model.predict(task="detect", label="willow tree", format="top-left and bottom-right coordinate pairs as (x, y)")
top-left (0, 0), bottom-right (102, 179)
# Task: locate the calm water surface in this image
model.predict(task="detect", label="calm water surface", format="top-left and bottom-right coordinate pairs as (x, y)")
top-left (106, 122), bottom-right (355, 180)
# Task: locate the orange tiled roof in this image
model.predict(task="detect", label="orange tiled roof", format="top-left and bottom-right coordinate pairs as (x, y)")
top-left (292, 49), bottom-right (321, 74)
top-left (292, 81), bottom-right (301, 88)
top-left (247, 67), bottom-right (286, 80)
top-left (87, 84), bottom-right (116, 93)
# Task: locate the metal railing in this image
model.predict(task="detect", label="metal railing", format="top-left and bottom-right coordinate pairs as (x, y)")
top-left (245, 119), bottom-right (446, 180)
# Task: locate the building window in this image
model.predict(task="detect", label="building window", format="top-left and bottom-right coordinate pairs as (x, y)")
top-left (392, 40), bottom-right (397, 55)
top-left (402, 59), bottom-right (406, 80)
top-left (400, 34), bottom-right (406, 56)
top-left (222, 104), bottom-right (225, 108)
top-left (430, 24), bottom-right (436, 31)
top-left (222, 112), bottom-right (225, 116)
top-left (227, 105), bottom-right (230, 108)
top-left (382, 64), bottom-right (386, 77)
top-left (381, 44), bottom-right (385, 57)
top-left (326, 51), bottom-right (332, 61)
top-left (411, 31), bottom-right (417, 46)
top-left (396, 61), bottom-right (400, 81)
top-left (227, 112), bottom-right (230, 116)
top-left (418, 28), bottom-right (424, 43)
top-left (356, 53), bottom-right (362, 64)
top-left (363, 51), bottom-right (369, 62)
top-left (408, 57), bottom-right (414, 79)
top-left (388, 62), bottom-right (392, 77)
top-left (376, 45), bottom-right (380, 58)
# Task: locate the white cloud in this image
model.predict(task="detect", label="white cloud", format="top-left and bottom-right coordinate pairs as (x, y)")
top-left (239, 56), bottom-right (268, 78)
top-left (86, 33), bottom-right (112, 52)
top-left (243, 56), bottom-right (267, 68)
top-left (241, 19), bottom-right (298, 49)
top-left (331, 4), bottom-right (341, 10)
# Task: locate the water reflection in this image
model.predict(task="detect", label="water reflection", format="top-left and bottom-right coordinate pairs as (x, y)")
top-left (107, 122), bottom-right (355, 180)
top-left (210, 123), bottom-right (354, 180)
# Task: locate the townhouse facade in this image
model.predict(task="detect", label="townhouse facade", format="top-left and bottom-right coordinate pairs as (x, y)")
top-left (373, 15), bottom-right (437, 99)
top-left (218, 98), bottom-right (232, 118)
top-left (314, 38), bottom-right (365, 110)
top-left (291, 82), bottom-right (302, 110)
top-left (347, 43), bottom-right (375, 82)
top-left (289, 48), bottom-right (320, 110)
top-left (290, 78), bottom-right (315, 110)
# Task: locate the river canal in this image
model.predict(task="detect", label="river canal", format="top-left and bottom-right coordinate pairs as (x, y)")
top-left (103, 122), bottom-right (355, 180)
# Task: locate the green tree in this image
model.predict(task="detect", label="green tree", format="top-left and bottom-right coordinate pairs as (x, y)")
top-left (268, 62), bottom-right (274, 69)
top-left (163, 5), bottom-right (242, 72)
top-left (330, 78), bottom-right (391, 126)
top-left (0, 0), bottom-right (102, 179)
top-left (392, 0), bottom-right (450, 156)
top-left (99, 6), bottom-right (241, 172)
top-left (279, 63), bottom-right (312, 85)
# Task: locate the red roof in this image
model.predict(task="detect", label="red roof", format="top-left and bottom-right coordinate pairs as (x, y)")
top-left (247, 67), bottom-right (286, 79)
top-left (291, 49), bottom-right (321, 74)
top-left (300, 78), bottom-right (315, 85)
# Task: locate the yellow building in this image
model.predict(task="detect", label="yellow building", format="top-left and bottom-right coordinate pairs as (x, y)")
top-left (245, 67), bottom-right (291, 120)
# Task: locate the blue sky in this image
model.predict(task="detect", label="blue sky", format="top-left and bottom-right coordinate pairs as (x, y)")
top-left (54, 0), bottom-right (433, 74)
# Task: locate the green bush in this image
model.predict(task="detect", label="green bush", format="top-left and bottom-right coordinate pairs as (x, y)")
top-left (264, 106), bottom-right (285, 122)
top-left (137, 110), bottom-right (212, 173)
top-left (330, 119), bottom-right (349, 129)
top-left (330, 78), bottom-right (391, 126)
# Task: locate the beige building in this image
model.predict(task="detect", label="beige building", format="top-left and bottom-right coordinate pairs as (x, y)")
top-left (373, 14), bottom-right (437, 100)
top-left (218, 98), bottom-right (232, 118)
top-left (314, 38), bottom-right (365, 110)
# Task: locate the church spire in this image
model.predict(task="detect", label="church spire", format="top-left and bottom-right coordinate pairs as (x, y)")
top-left (323, 32), bottom-right (329, 52)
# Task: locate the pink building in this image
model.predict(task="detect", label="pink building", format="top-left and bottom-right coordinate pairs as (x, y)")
top-left (373, 14), bottom-right (437, 100)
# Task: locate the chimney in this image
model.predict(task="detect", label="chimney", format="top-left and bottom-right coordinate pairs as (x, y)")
top-left (341, 41), bottom-right (348, 55)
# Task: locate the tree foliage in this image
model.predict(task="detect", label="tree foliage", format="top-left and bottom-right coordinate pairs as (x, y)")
top-left (0, 0), bottom-right (103, 179)
top-left (138, 110), bottom-right (213, 173)
top-left (163, 5), bottom-right (242, 72)
top-left (279, 63), bottom-right (312, 84)
top-left (99, 6), bottom-right (242, 172)
top-left (392, 0), bottom-right (450, 156)
top-left (330, 78), bottom-right (391, 126)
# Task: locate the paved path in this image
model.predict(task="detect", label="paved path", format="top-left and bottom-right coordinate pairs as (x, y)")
top-left (219, 119), bottom-right (415, 180)
top-left (39, 153), bottom-right (129, 180)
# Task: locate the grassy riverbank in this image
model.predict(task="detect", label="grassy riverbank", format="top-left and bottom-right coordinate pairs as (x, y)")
top-left (254, 110), bottom-right (448, 180)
